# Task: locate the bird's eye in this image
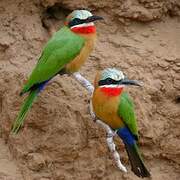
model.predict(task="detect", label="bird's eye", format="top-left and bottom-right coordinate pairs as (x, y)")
top-left (73, 18), bottom-right (80, 24)
top-left (69, 18), bottom-right (85, 27)
top-left (98, 78), bottom-right (118, 86)
top-left (106, 78), bottom-right (114, 84)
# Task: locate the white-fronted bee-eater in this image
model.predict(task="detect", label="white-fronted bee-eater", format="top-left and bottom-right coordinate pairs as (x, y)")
top-left (12, 10), bottom-right (103, 134)
top-left (92, 68), bottom-right (151, 178)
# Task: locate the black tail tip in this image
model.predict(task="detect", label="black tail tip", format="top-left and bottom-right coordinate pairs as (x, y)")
top-left (133, 167), bottom-right (151, 178)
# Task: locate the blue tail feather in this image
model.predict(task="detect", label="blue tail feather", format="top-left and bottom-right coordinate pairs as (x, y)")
top-left (38, 80), bottom-right (49, 92)
top-left (20, 80), bottom-right (50, 96)
top-left (117, 127), bottom-right (135, 145)
top-left (117, 127), bottom-right (151, 177)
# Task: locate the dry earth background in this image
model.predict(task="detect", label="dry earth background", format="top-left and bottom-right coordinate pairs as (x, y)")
top-left (0, 0), bottom-right (180, 179)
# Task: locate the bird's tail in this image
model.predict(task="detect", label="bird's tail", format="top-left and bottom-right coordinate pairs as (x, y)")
top-left (11, 87), bottom-right (40, 134)
top-left (124, 142), bottom-right (151, 178)
top-left (117, 127), bottom-right (150, 178)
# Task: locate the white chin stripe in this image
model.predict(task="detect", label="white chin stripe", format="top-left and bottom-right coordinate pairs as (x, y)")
top-left (71, 22), bottom-right (94, 29)
top-left (99, 85), bottom-right (125, 88)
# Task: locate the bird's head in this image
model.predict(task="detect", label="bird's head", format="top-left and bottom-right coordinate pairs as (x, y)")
top-left (64, 10), bottom-right (103, 34)
top-left (94, 68), bottom-right (142, 96)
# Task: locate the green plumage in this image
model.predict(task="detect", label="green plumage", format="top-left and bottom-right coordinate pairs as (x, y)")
top-left (12, 88), bottom-right (39, 134)
top-left (21, 26), bottom-right (85, 94)
top-left (118, 92), bottom-right (150, 177)
top-left (118, 92), bottom-right (138, 139)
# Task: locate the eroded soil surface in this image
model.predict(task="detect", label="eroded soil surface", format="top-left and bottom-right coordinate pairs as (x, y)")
top-left (0, 0), bottom-right (180, 179)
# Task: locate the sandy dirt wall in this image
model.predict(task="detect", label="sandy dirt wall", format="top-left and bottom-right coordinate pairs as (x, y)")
top-left (0, 0), bottom-right (180, 179)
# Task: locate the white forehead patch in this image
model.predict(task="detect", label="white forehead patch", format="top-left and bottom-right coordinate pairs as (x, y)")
top-left (101, 68), bottom-right (125, 81)
top-left (72, 10), bottom-right (93, 20)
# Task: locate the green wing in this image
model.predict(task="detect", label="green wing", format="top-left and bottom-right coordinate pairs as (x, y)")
top-left (118, 92), bottom-right (138, 139)
top-left (21, 26), bottom-right (85, 94)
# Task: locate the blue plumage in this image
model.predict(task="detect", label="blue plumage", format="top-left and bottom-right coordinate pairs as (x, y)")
top-left (117, 127), bottom-right (135, 145)
top-left (38, 80), bottom-right (49, 92)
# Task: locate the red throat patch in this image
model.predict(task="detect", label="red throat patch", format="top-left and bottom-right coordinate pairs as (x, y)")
top-left (71, 26), bottom-right (96, 34)
top-left (100, 87), bottom-right (123, 96)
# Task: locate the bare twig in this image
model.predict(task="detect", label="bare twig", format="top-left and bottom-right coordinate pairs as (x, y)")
top-left (72, 72), bottom-right (127, 172)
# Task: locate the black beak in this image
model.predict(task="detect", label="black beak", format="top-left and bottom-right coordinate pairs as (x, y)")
top-left (119, 79), bottom-right (142, 86)
top-left (85, 15), bottom-right (104, 23)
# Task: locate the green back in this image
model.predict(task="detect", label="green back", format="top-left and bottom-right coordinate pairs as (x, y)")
top-left (22, 26), bottom-right (85, 93)
top-left (118, 92), bottom-right (138, 138)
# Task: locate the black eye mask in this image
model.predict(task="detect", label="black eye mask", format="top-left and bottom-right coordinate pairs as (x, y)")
top-left (68, 18), bottom-right (87, 27)
top-left (98, 78), bottom-right (120, 86)
top-left (68, 15), bottom-right (103, 27)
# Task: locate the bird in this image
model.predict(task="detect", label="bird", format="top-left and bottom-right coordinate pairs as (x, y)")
top-left (92, 68), bottom-right (151, 178)
top-left (12, 10), bottom-right (103, 134)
